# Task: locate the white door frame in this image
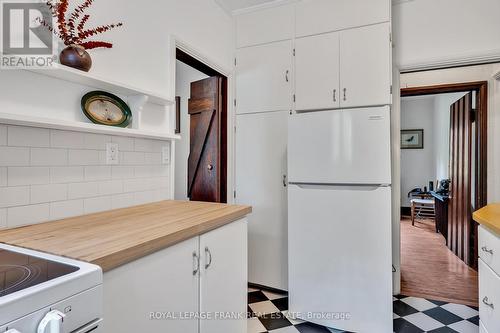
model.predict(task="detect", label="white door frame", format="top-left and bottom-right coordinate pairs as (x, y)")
top-left (168, 35), bottom-right (236, 203)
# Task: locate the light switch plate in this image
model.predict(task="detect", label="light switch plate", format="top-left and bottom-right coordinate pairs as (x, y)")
top-left (162, 144), bottom-right (170, 165)
top-left (106, 143), bottom-right (119, 165)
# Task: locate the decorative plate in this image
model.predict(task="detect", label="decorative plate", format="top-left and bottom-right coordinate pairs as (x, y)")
top-left (81, 91), bottom-right (132, 127)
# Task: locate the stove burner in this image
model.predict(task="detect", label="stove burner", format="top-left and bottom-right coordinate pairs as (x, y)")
top-left (0, 250), bottom-right (79, 297)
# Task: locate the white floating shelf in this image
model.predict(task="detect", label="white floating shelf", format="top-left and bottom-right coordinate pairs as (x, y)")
top-left (25, 63), bottom-right (174, 106)
top-left (0, 112), bottom-right (180, 141)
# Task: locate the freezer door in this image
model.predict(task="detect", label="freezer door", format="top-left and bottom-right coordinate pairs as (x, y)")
top-left (288, 184), bottom-right (392, 333)
top-left (288, 106), bottom-right (391, 184)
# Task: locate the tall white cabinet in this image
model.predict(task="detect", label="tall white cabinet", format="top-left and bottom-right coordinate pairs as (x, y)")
top-left (235, 2), bottom-right (393, 311)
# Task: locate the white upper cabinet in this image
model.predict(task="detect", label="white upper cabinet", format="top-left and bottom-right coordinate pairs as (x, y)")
top-left (340, 23), bottom-right (392, 108)
top-left (236, 40), bottom-right (293, 114)
top-left (295, 0), bottom-right (391, 37)
top-left (236, 4), bottom-right (294, 48)
top-left (295, 32), bottom-right (340, 111)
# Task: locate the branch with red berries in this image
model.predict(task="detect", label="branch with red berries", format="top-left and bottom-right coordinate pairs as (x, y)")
top-left (38, 0), bottom-right (123, 50)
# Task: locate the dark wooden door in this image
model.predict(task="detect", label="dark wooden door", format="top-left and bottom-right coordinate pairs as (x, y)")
top-left (188, 76), bottom-right (225, 202)
top-left (448, 93), bottom-right (473, 266)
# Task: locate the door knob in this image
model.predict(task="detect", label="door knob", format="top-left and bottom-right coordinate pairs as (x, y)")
top-left (207, 164), bottom-right (213, 171)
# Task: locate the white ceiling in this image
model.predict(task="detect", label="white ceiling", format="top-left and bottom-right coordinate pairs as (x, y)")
top-left (215, 0), bottom-right (279, 13)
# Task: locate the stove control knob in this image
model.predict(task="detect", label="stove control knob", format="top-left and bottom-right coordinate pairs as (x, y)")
top-left (37, 310), bottom-right (65, 333)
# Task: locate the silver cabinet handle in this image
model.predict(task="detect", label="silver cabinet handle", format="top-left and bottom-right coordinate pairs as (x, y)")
top-left (193, 251), bottom-right (200, 275)
top-left (285, 70), bottom-right (289, 82)
top-left (482, 246), bottom-right (494, 255)
top-left (283, 174), bottom-right (287, 187)
top-left (483, 296), bottom-right (495, 309)
top-left (343, 88), bottom-right (347, 101)
top-left (205, 246), bottom-right (212, 269)
top-left (333, 89), bottom-right (337, 102)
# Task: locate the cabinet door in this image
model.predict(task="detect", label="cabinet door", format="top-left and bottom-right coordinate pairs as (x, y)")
top-left (295, 32), bottom-right (340, 111)
top-left (103, 237), bottom-right (199, 333)
top-left (236, 111), bottom-right (288, 290)
top-left (340, 23), bottom-right (392, 108)
top-left (236, 40), bottom-right (292, 114)
top-left (296, 0), bottom-right (390, 37)
top-left (199, 219), bottom-right (248, 333)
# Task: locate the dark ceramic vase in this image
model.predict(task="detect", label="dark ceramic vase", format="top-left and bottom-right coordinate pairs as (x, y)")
top-left (60, 44), bottom-right (92, 72)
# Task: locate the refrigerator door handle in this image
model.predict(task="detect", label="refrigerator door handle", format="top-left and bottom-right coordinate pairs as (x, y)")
top-left (289, 182), bottom-right (391, 191)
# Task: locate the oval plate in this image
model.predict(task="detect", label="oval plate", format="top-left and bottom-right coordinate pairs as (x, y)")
top-left (81, 91), bottom-right (132, 128)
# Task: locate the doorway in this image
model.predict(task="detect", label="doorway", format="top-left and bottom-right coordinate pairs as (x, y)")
top-left (399, 81), bottom-right (487, 306)
top-left (174, 48), bottom-right (228, 203)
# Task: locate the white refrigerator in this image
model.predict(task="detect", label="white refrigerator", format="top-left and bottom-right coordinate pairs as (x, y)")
top-left (288, 106), bottom-right (393, 333)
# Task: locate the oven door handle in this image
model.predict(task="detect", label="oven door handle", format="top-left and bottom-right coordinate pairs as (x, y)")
top-left (71, 318), bottom-right (103, 333)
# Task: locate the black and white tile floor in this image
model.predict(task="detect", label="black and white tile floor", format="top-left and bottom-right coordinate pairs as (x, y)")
top-left (248, 287), bottom-right (480, 333)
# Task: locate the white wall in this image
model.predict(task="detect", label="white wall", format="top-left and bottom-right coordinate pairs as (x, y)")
top-left (393, 0), bottom-right (500, 70)
top-left (400, 63), bottom-right (500, 203)
top-left (0, 125), bottom-right (170, 229)
top-left (174, 61), bottom-right (209, 200)
top-left (400, 96), bottom-right (435, 207)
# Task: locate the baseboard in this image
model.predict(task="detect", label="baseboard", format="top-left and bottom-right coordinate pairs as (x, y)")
top-left (249, 282), bottom-right (288, 295)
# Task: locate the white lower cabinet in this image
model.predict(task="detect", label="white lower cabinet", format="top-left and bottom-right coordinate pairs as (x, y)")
top-left (479, 226), bottom-right (500, 333)
top-left (103, 218), bottom-right (248, 333)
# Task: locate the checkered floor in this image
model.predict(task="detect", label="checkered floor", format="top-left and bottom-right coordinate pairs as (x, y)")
top-left (248, 287), bottom-right (480, 333)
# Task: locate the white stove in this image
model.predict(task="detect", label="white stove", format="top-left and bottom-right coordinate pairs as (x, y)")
top-left (0, 243), bottom-right (103, 333)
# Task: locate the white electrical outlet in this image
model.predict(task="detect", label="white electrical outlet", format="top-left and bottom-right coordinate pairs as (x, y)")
top-left (106, 143), bottom-right (119, 165)
top-left (162, 144), bottom-right (170, 165)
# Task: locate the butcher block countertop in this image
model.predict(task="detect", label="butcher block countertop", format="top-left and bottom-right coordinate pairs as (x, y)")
top-left (473, 203), bottom-right (500, 236)
top-left (0, 200), bottom-right (251, 272)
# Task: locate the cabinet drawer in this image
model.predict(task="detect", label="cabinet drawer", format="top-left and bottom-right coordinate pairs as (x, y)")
top-left (479, 225), bottom-right (500, 274)
top-left (480, 320), bottom-right (489, 333)
top-left (479, 259), bottom-right (500, 333)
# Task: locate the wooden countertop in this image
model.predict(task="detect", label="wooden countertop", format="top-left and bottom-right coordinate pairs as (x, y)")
top-left (0, 200), bottom-right (251, 272)
top-left (473, 204), bottom-right (500, 236)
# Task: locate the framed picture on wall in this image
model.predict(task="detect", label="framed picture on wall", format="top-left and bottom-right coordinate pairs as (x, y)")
top-left (175, 96), bottom-right (181, 134)
top-left (401, 129), bottom-right (424, 149)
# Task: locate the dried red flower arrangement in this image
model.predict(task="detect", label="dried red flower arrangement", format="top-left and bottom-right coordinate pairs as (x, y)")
top-left (39, 0), bottom-right (123, 50)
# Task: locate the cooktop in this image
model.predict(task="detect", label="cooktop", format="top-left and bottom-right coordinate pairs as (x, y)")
top-left (0, 248), bottom-right (79, 297)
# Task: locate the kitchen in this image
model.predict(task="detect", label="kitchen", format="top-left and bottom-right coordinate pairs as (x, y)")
top-left (1, 0), bottom-right (500, 333)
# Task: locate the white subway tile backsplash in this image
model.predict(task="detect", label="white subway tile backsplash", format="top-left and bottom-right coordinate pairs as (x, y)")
top-left (0, 124), bottom-right (172, 228)
top-left (112, 136), bottom-right (134, 151)
top-left (8, 167), bottom-right (49, 186)
top-left (121, 152), bottom-right (145, 165)
top-left (7, 204), bottom-right (50, 228)
top-left (0, 125), bottom-right (7, 145)
top-left (0, 187), bottom-right (30, 208)
top-left (111, 193), bottom-right (135, 209)
top-left (69, 150), bottom-right (100, 165)
top-left (51, 130), bottom-right (85, 149)
top-left (8, 126), bottom-right (50, 147)
top-left (84, 166), bottom-right (111, 181)
top-left (98, 180), bottom-right (123, 196)
top-left (31, 184), bottom-right (67, 204)
top-left (50, 166), bottom-right (84, 183)
top-left (0, 209), bottom-right (6, 228)
top-left (0, 167), bottom-right (6, 186)
top-left (50, 199), bottom-right (84, 220)
top-left (0, 147), bottom-right (30, 166)
top-left (111, 166), bottom-right (134, 179)
top-left (68, 182), bottom-right (99, 199)
top-left (84, 196), bottom-right (112, 214)
top-left (84, 134), bottom-right (111, 150)
top-left (31, 148), bottom-right (68, 166)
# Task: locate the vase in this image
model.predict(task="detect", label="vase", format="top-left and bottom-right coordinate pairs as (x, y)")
top-left (60, 44), bottom-right (92, 72)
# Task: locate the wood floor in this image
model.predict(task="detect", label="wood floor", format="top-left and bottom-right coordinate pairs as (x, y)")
top-left (400, 216), bottom-right (478, 307)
